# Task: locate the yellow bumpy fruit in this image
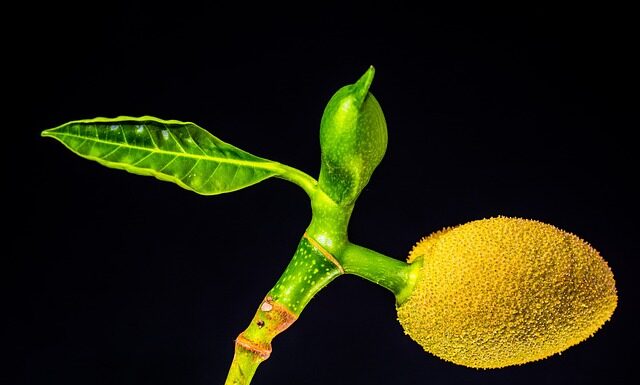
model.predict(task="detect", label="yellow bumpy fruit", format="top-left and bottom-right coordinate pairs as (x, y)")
top-left (396, 216), bottom-right (617, 369)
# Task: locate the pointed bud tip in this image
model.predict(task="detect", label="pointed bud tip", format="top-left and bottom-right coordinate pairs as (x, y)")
top-left (354, 65), bottom-right (376, 102)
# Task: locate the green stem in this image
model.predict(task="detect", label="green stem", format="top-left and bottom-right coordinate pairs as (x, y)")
top-left (226, 170), bottom-right (420, 384)
top-left (276, 163), bottom-right (319, 200)
top-left (341, 243), bottom-right (421, 304)
top-left (304, 188), bottom-right (419, 304)
top-left (270, 235), bottom-right (344, 314)
top-left (224, 343), bottom-right (263, 385)
top-left (224, 235), bottom-right (343, 385)
top-left (305, 189), bottom-right (354, 255)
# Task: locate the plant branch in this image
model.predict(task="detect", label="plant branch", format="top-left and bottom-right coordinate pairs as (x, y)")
top-left (224, 234), bottom-right (344, 384)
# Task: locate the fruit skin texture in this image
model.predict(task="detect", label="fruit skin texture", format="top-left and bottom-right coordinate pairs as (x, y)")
top-left (396, 216), bottom-right (617, 369)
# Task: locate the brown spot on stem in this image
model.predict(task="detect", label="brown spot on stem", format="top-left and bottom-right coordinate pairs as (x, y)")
top-left (235, 334), bottom-right (272, 360)
top-left (234, 296), bottom-right (299, 363)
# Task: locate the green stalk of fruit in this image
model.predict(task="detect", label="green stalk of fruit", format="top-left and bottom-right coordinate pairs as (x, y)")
top-left (42, 67), bottom-right (617, 384)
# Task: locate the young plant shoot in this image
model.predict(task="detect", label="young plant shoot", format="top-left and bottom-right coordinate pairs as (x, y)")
top-left (42, 67), bottom-right (617, 384)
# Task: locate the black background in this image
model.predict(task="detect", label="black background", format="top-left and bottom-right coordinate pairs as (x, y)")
top-left (10, 2), bottom-right (636, 385)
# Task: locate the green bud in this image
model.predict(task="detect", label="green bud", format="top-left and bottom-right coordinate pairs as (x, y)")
top-left (318, 66), bottom-right (388, 205)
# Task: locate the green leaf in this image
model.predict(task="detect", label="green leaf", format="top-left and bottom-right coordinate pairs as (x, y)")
top-left (42, 116), bottom-right (287, 195)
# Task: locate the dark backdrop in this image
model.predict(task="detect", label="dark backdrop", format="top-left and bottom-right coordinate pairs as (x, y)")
top-left (10, 2), bottom-right (636, 385)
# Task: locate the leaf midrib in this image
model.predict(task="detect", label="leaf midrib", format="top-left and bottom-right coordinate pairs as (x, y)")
top-left (47, 131), bottom-right (282, 171)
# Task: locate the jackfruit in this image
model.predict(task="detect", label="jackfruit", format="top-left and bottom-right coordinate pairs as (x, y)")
top-left (396, 216), bottom-right (617, 369)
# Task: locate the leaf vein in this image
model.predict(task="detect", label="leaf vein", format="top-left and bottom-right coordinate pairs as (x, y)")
top-left (226, 165), bottom-right (241, 188)
top-left (180, 159), bottom-right (201, 183)
top-left (158, 155), bottom-right (179, 174)
top-left (73, 138), bottom-right (89, 151)
top-left (201, 162), bottom-right (222, 188)
top-left (53, 131), bottom-right (278, 171)
top-left (100, 144), bottom-right (123, 160)
top-left (189, 129), bottom-right (207, 155)
top-left (130, 151), bottom-right (155, 167)
top-left (167, 128), bottom-right (187, 153)
top-left (143, 124), bottom-right (159, 149)
top-left (120, 125), bottom-right (129, 145)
